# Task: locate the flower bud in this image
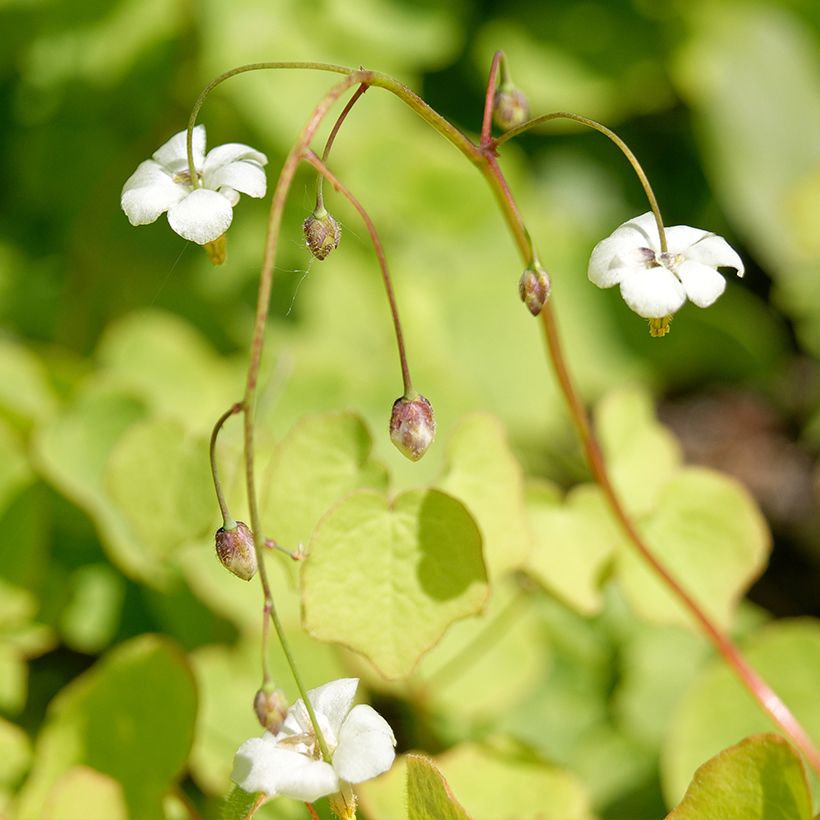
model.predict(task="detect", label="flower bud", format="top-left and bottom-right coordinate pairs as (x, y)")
top-left (389, 394), bottom-right (436, 462)
top-left (518, 264), bottom-right (551, 316)
top-left (215, 521), bottom-right (257, 581)
top-left (493, 83), bottom-right (530, 131)
top-left (303, 208), bottom-right (341, 261)
top-left (253, 687), bottom-right (288, 734)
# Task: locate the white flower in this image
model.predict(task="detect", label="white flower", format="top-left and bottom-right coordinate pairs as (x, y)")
top-left (120, 125), bottom-right (267, 245)
top-left (231, 678), bottom-right (396, 804)
top-left (588, 212), bottom-right (744, 336)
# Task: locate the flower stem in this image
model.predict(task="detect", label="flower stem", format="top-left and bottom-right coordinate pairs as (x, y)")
top-left (209, 402), bottom-right (243, 529)
top-left (303, 149), bottom-right (415, 397)
top-left (493, 112), bottom-right (668, 253)
top-left (316, 83), bottom-right (369, 209)
top-left (241, 72), bottom-right (367, 764)
top-left (480, 51), bottom-right (504, 146)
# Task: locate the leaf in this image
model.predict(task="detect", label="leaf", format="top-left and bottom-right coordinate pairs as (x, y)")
top-left (594, 386), bottom-right (681, 517)
top-left (42, 766), bottom-right (127, 820)
top-left (96, 310), bottom-right (243, 435)
top-left (413, 579), bottom-right (547, 725)
top-left (667, 734), bottom-right (812, 820)
top-left (0, 339), bottom-right (56, 424)
top-left (0, 716), bottom-right (31, 789)
top-left (58, 564), bottom-right (126, 654)
top-left (433, 743), bottom-right (592, 820)
top-left (104, 417), bottom-right (214, 562)
top-left (525, 482), bottom-right (618, 615)
top-left (259, 411), bottom-right (388, 551)
top-left (438, 414), bottom-right (532, 580)
top-left (407, 753), bottom-right (470, 820)
top-left (15, 635), bottom-right (197, 820)
top-left (302, 488), bottom-right (488, 679)
top-left (221, 787), bottom-right (261, 820)
top-left (662, 620), bottom-right (820, 809)
top-left (617, 467), bottom-right (770, 630)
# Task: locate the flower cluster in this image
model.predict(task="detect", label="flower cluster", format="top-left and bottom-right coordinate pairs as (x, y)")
top-left (232, 678), bottom-right (396, 808)
top-left (588, 212), bottom-right (744, 336)
top-left (120, 125), bottom-right (267, 249)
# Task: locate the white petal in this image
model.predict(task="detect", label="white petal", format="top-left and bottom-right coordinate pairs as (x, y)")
top-left (121, 161), bottom-right (188, 225)
top-left (663, 224), bottom-right (712, 255)
top-left (203, 143), bottom-right (268, 173)
top-left (676, 259), bottom-right (727, 308)
top-left (612, 212), bottom-right (663, 252)
top-left (153, 124), bottom-right (206, 173)
top-left (219, 186), bottom-right (240, 206)
top-left (307, 679), bottom-right (359, 739)
top-left (231, 737), bottom-right (282, 795)
top-left (619, 266), bottom-right (686, 318)
top-left (275, 757), bottom-right (340, 802)
top-left (167, 188), bottom-right (233, 244)
top-left (588, 234), bottom-right (653, 288)
top-left (333, 704), bottom-right (396, 784)
top-left (205, 161), bottom-right (267, 199)
top-left (232, 737), bottom-right (339, 801)
top-left (686, 234), bottom-right (745, 277)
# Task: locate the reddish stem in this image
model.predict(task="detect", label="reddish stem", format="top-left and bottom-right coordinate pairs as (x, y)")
top-left (480, 51), bottom-right (504, 145)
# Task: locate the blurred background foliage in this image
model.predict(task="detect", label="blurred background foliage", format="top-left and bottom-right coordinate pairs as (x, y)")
top-left (1, 0), bottom-right (819, 817)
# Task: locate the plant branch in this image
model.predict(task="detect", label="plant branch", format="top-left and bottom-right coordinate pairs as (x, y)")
top-left (302, 149), bottom-right (414, 397)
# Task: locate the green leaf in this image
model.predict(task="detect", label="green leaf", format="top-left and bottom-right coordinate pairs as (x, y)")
top-left (407, 753), bottom-right (470, 820)
top-left (302, 488), bottom-right (488, 679)
top-left (259, 411), bottom-right (388, 550)
top-left (594, 386), bottom-right (681, 517)
top-left (221, 787), bottom-right (261, 820)
top-left (434, 743), bottom-right (592, 820)
top-left (662, 620), bottom-right (820, 809)
top-left (667, 734), bottom-right (812, 820)
top-left (104, 417), bottom-right (214, 562)
top-left (0, 716), bottom-right (31, 789)
top-left (525, 482), bottom-right (618, 615)
top-left (413, 579), bottom-right (547, 726)
top-left (0, 420), bottom-right (33, 513)
top-left (0, 339), bottom-right (56, 424)
top-left (96, 310), bottom-right (243, 435)
top-left (41, 766), bottom-right (127, 820)
top-left (58, 564), bottom-right (126, 654)
top-left (15, 635), bottom-right (197, 820)
top-left (438, 414), bottom-right (532, 580)
top-left (617, 467), bottom-right (770, 630)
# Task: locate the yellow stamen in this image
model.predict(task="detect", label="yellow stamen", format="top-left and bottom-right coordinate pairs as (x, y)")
top-left (648, 315), bottom-right (672, 337)
top-left (204, 234), bottom-right (227, 266)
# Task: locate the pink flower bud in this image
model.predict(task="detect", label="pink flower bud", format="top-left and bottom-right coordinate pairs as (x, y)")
top-left (389, 394), bottom-right (436, 462)
top-left (253, 688), bottom-right (289, 734)
top-left (303, 208), bottom-right (341, 260)
top-left (518, 264), bottom-right (551, 316)
top-left (493, 84), bottom-right (530, 131)
top-left (215, 521), bottom-right (257, 581)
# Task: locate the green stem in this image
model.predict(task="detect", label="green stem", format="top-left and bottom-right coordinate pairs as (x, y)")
top-left (303, 149), bottom-right (414, 397)
top-left (209, 403), bottom-right (242, 529)
top-left (493, 111), bottom-right (668, 253)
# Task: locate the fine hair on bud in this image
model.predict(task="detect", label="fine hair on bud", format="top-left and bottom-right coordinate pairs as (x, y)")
top-left (389, 394), bottom-right (436, 462)
top-left (215, 521), bottom-right (257, 581)
top-left (493, 84), bottom-right (530, 131)
top-left (303, 208), bottom-right (341, 261)
top-left (254, 688), bottom-right (289, 734)
top-left (519, 265), bottom-right (551, 316)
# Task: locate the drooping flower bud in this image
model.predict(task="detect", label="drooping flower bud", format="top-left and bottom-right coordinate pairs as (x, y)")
top-left (493, 83), bottom-right (530, 131)
top-left (253, 687), bottom-right (289, 734)
top-left (303, 207), bottom-right (341, 261)
top-left (215, 521), bottom-right (257, 581)
top-left (518, 263), bottom-right (551, 315)
top-left (204, 234), bottom-right (227, 266)
top-left (389, 394), bottom-right (436, 462)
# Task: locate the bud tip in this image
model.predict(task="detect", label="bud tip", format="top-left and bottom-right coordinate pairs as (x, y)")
top-left (390, 394), bottom-right (436, 462)
top-left (215, 521), bottom-right (257, 581)
top-left (303, 208), bottom-right (341, 261)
